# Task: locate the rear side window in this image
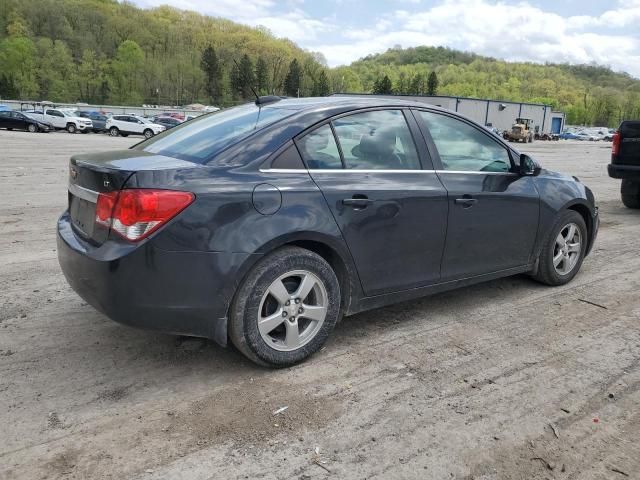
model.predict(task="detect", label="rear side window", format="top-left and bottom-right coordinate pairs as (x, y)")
top-left (333, 110), bottom-right (421, 170)
top-left (297, 124), bottom-right (342, 169)
top-left (137, 104), bottom-right (296, 163)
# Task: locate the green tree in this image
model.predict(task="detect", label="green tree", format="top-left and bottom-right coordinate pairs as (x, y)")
top-left (372, 75), bottom-right (393, 94)
top-left (36, 39), bottom-right (75, 101)
top-left (255, 56), bottom-right (268, 95)
top-left (76, 49), bottom-right (106, 104)
top-left (312, 70), bottom-right (330, 96)
top-left (427, 71), bottom-right (439, 95)
top-left (238, 54), bottom-right (255, 99)
top-left (201, 45), bottom-right (223, 105)
top-left (111, 40), bottom-right (144, 104)
top-left (0, 35), bottom-right (38, 99)
top-left (284, 58), bottom-right (301, 97)
top-left (229, 62), bottom-right (241, 101)
top-left (409, 73), bottom-right (425, 94)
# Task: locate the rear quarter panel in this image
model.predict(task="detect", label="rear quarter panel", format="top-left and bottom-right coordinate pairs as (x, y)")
top-left (128, 166), bottom-right (359, 313)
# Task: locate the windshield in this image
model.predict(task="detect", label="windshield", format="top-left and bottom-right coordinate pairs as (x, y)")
top-left (135, 104), bottom-right (296, 163)
top-left (137, 117), bottom-right (153, 124)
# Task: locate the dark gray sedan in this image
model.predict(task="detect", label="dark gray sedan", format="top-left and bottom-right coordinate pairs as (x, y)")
top-left (57, 97), bottom-right (599, 366)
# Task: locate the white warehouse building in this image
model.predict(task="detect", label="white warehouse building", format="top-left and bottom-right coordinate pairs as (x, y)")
top-left (334, 93), bottom-right (566, 135)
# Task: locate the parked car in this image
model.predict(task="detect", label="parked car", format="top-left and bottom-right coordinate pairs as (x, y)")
top-left (106, 115), bottom-right (166, 138)
top-left (76, 111), bottom-right (109, 133)
top-left (559, 131), bottom-right (580, 140)
top-left (152, 116), bottom-right (182, 129)
top-left (575, 132), bottom-right (600, 141)
top-left (25, 108), bottom-right (92, 133)
top-left (608, 120), bottom-right (640, 208)
top-left (57, 97), bottom-right (599, 366)
top-left (0, 105), bottom-right (9, 112)
top-left (0, 110), bottom-right (52, 133)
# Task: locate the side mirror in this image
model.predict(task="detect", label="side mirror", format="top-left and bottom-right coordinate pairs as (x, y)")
top-left (519, 153), bottom-right (541, 176)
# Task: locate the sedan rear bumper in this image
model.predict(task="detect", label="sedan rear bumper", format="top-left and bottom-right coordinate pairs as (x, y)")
top-left (57, 212), bottom-right (255, 345)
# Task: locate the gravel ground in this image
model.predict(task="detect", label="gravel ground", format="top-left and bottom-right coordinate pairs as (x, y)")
top-left (1, 131), bottom-right (639, 480)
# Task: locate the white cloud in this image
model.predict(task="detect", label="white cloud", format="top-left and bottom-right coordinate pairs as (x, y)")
top-left (317, 0), bottom-right (640, 77)
top-left (247, 9), bottom-right (335, 43)
top-left (130, 0), bottom-right (640, 77)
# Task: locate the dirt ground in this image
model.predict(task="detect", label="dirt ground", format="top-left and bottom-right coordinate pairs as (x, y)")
top-left (1, 131), bottom-right (639, 480)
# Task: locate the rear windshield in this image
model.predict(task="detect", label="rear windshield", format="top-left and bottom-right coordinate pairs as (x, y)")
top-left (134, 104), bottom-right (295, 163)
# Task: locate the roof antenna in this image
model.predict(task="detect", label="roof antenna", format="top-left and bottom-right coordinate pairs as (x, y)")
top-left (232, 58), bottom-right (260, 105)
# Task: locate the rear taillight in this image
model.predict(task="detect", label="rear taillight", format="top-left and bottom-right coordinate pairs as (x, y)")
top-left (612, 132), bottom-right (621, 156)
top-left (95, 189), bottom-right (194, 241)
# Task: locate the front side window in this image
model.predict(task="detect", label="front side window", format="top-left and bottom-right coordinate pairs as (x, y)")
top-left (333, 110), bottom-right (421, 170)
top-left (297, 124), bottom-right (342, 169)
top-left (417, 111), bottom-right (512, 173)
top-left (47, 110), bottom-right (64, 117)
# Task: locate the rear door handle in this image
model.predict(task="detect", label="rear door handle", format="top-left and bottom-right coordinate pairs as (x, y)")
top-left (454, 197), bottom-right (478, 207)
top-left (342, 196), bottom-right (373, 209)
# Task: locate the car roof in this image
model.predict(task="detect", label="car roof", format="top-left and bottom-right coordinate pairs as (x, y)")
top-left (261, 96), bottom-right (447, 113)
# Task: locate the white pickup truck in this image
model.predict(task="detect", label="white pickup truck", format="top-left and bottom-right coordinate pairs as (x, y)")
top-left (24, 108), bottom-right (93, 133)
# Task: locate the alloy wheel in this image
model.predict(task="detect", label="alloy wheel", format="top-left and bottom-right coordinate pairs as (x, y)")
top-left (553, 222), bottom-right (582, 275)
top-left (258, 270), bottom-right (328, 352)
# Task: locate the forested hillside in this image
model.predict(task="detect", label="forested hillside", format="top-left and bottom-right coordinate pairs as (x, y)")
top-left (0, 0), bottom-right (330, 107)
top-left (1, 2), bottom-right (639, 127)
top-left (332, 46), bottom-right (640, 127)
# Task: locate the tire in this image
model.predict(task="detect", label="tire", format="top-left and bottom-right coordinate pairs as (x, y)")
top-left (27, 124), bottom-right (37, 133)
top-left (109, 127), bottom-right (119, 137)
top-left (66, 123), bottom-right (76, 134)
top-left (621, 179), bottom-right (640, 209)
top-left (532, 210), bottom-right (587, 286)
top-left (143, 129), bottom-right (154, 139)
top-left (229, 247), bottom-right (341, 367)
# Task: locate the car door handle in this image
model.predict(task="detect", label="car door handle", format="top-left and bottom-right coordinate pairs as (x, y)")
top-left (454, 197), bottom-right (478, 207)
top-left (342, 196), bottom-right (373, 208)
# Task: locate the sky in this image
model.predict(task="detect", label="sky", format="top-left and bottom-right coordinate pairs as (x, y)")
top-left (131, 0), bottom-right (640, 78)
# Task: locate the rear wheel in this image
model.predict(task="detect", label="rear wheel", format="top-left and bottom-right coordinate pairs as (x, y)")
top-left (143, 128), bottom-right (154, 139)
top-left (532, 210), bottom-right (587, 286)
top-left (66, 123), bottom-right (76, 134)
top-left (109, 127), bottom-right (119, 137)
top-left (229, 247), bottom-right (341, 367)
top-left (621, 179), bottom-right (640, 209)
top-left (27, 124), bottom-right (37, 133)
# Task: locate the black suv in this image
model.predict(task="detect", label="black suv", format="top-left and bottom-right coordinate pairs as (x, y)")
top-left (608, 121), bottom-right (640, 208)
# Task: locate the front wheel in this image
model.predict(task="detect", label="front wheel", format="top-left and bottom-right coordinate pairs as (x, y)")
top-left (532, 210), bottom-right (587, 286)
top-left (621, 179), bottom-right (640, 209)
top-left (229, 247), bottom-right (341, 367)
top-left (143, 129), bottom-right (154, 139)
top-left (109, 127), bottom-right (119, 137)
top-left (66, 123), bottom-right (77, 134)
top-left (27, 124), bottom-right (37, 133)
